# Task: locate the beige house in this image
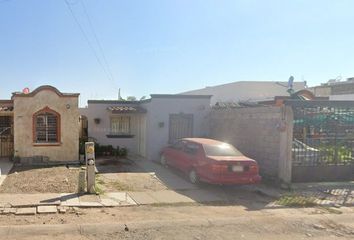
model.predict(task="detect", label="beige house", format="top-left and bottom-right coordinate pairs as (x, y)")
top-left (0, 85), bottom-right (80, 163)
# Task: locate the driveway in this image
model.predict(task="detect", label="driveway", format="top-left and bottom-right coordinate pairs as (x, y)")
top-left (133, 158), bottom-right (198, 191)
top-left (127, 157), bottom-right (354, 209)
top-left (126, 157), bottom-right (277, 210)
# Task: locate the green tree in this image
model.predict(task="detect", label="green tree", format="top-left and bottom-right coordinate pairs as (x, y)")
top-left (126, 96), bottom-right (137, 101)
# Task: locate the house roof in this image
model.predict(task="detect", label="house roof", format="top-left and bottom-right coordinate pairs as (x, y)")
top-left (107, 105), bottom-right (147, 114)
top-left (0, 100), bottom-right (14, 113)
top-left (0, 106), bottom-right (13, 112)
top-left (150, 94), bottom-right (212, 99)
top-left (88, 100), bottom-right (140, 104)
top-left (180, 81), bottom-right (306, 104)
top-left (88, 94), bottom-right (212, 104)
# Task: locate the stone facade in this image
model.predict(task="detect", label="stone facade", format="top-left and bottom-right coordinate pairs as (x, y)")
top-left (210, 106), bottom-right (293, 183)
top-left (13, 86), bottom-right (79, 162)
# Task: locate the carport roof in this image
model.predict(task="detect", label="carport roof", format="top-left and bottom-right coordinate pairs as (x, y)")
top-left (0, 106), bottom-right (13, 112)
top-left (0, 100), bottom-right (13, 113)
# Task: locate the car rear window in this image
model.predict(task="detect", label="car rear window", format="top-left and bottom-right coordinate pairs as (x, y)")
top-left (203, 143), bottom-right (243, 157)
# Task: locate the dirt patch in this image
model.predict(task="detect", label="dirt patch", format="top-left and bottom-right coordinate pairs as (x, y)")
top-left (95, 160), bottom-right (168, 193)
top-left (0, 166), bottom-right (80, 193)
top-left (97, 172), bottom-right (168, 192)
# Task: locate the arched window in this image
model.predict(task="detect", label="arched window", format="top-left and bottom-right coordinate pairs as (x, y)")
top-left (33, 107), bottom-right (60, 144)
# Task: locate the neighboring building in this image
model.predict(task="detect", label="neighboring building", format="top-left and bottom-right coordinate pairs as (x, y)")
top-left (81, 94), bottom-right (211, 161)
top-left (0, 86), bottom-right (80, 163)
top-left (181, 81), bottom-right (306, 105)
top-left (329, 94), bottom-right (354, 101)
top-left (309, 77), bottom-right (354, 100)
top-left (309, 85), bottom-right (332, 97)
top-left (257, 89), bottom-right (325, 106)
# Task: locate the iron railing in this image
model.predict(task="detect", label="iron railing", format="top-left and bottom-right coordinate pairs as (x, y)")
top-left (287, 100), bottom-right (354, 167)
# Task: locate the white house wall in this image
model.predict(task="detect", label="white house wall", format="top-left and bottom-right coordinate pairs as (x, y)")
top-left (83, 102), bottom-right (142, 153)
top-left (142, 97), bottom-right (211, 161)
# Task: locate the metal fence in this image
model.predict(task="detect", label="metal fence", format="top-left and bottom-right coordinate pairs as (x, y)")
top-left (0, 135), bottom-right (13, 157)
top-left (289, 100), bottom-right (354, 167)
top-left (0, 116), bottom-right (14, 157)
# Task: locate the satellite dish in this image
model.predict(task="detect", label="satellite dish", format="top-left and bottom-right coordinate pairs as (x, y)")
top-left (22, 88), bottom-right (30, 94)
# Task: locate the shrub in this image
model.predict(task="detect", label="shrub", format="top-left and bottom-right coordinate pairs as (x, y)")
top-left (119, 147), bottom-right (128, 157)
top-left (80, 141), bottom-right (128, 158)
top-left (113, 146), bottom-right (120, 157)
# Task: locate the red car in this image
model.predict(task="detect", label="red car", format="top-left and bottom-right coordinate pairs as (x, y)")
top-left (160, 138), bottom-right (261, 185)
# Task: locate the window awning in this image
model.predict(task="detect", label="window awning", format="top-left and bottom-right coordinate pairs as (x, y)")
top-left (107, 106), bottom-right (147, 114)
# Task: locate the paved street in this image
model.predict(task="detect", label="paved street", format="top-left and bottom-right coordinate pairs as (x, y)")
top-left (0, 205), bottom-right (353, 240)
top-left (0, 157), bottom-right (353, 240)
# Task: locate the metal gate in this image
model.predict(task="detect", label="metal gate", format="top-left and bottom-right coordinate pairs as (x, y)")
top-left (0, 116), bottom-right (14, 157)
top-left (169, 113), bottom-right (193, 143)
top-left (287, 100), bottom-right (354, 182)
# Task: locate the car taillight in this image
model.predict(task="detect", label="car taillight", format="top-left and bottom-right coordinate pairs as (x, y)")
top-left (210, 164), bottom-right (228, 173)
top-left (249, 164), bottom-right (259, 173)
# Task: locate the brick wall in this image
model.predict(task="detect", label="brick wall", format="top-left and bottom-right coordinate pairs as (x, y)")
top-left (210, 106), bottom-right (293, 181)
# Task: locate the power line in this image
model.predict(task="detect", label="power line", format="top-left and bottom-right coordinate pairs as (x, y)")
top-left (80, 0), bottom-right (115, 83)
top-left (64, 0), bottom-right (115, 84)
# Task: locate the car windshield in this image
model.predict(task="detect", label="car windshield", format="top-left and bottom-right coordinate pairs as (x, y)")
top-left (203, 143), bottom-right (243, 157)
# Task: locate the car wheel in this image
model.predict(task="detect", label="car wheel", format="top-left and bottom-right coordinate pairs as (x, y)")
top-left (188, 169), bottom-right (199, 184)
top-left (160, 154), bottom-right (167, 166)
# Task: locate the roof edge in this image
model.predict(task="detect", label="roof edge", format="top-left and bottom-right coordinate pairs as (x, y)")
top-left (88, 100), bottom-right (141, 104)
top-left (180, 81), bottom-right (306, 94)
top-left (12, 85), bottom-right (80, 99)
top-left (0, 100), bottom-right (13, 104)
top-left (150, 94), bottom-right (212, 99)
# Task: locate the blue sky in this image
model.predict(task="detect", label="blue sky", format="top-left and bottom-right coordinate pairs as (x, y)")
top-left (1, 0), bottom-right (354, 106)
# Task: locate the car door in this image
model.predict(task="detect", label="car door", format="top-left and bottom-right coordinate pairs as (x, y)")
top-left (165, 140), bottom-right (185, 168)
top-left (177, 142), bottom-right (200, 173)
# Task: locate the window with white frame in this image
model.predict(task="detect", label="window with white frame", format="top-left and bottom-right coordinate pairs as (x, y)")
top-left (111, 116), bottom-right (131, 135)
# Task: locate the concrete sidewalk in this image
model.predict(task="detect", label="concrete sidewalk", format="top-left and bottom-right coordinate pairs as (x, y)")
top-left (0, 188), bottom-right (230, 215)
